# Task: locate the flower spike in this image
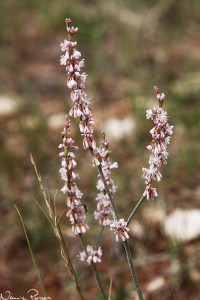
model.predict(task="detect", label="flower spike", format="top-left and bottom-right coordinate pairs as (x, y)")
top-left (142, 87), bottom-right (174, 200)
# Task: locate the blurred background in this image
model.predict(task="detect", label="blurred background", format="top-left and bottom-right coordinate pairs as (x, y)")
top-left (1, 0), bottom-right (200, 299)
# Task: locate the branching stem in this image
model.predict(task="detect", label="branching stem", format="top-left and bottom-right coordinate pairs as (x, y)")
top-left (127, 195), bottom-right (146, 225)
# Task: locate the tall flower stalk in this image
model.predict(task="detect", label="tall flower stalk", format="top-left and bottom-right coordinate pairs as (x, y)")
top-left (94, 135), bottom-right (118, 227)
top-left (59, 116), bottom-right (89, 235)
top-left (142, 86), bottom-right (173, 201)
top-left (127, 87), bottom-right (174, 224)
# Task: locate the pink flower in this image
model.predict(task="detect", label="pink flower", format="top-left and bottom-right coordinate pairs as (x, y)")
top-left (142, 165), bottom-right (162, 182)
top-left (78, 246), bottom-right (103, 265)
top-left (146, 109), bottom-right (154, 120)
top-left (157, 92), bottom-right (165, 102)
top-left (143, 184), bottom-right (158, 201)
top-left (67, 26), bottom-right (78, 36)
top-left (72, 223), bottom-right (89, 235)
top-left (60, 53), bottom-right (69, 65)
top-left (78, 250), bottom-right (87, 262)
top-left (94, 197), bottom-right (114, 226)
top-left (60, 39), bottom-right (69, 52)
top-left (110, 219), bottom-right (130, 242)
top-left (67, 79), bottom-right (77, 89)
top-left (142, 87), bottom-right (173, 200)
top-left (61, 185), bottom-right (68, 194)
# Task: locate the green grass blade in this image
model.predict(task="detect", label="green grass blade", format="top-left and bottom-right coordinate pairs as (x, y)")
top-left (14, 204), bottom-right (47, 298)
top-left (108, 278), bottom-right (113, 300)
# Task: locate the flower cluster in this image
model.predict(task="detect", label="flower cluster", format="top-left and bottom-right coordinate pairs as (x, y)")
top-left (59, 116), bottom-right (89, 234)
top-left (60, 18), bottom-right (96, 151)
top-left (60, 19), bottom-right (118, 228)
top-left (110, 219), bottom-right (130, 242)
top-left (142, 87), bottom-right (174, 200)
top-left (94, 137), bottom-right (118, 226)
top-left (78, 245), bottom-right (103, 265)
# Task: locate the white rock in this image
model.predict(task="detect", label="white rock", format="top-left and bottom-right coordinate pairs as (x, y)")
top-left (0, 95), bottom-right (19, 116)
top-left (164, 209), bottom-right (200, 242)
top-left (146, 276), bottom-right (165, 293)
top-left (129, 220), bottom-right (144, 239)
top-left (24, 116), bottom-right (39, 129)
top-left (48, 113), bottom-right (64, 129)
top-left (143, 205), bottom-right (165, 226)
top-left (103, 116), bottom-right (135, 140)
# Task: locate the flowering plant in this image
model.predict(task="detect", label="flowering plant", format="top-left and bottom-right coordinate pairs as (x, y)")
top-left (56, 18), bottom-right (174, 300)
top-left (31, 18), bottom-right (173, 300)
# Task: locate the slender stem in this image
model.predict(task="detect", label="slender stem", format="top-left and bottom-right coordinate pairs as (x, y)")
top-left (78, 233), bottom-right (86, 250)
top-left (96, 226), bottom-right (105, 248)
top-left (127, 195), bottom-right (146, 226)
top-left (92, 265), bottom-right (107, 300)
top-left (15, 205), bottom-right (48, 299)
top-left (123, 240), bottom-right (144, 300)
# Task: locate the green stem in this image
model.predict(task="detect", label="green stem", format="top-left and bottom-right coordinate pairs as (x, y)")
top-left (123, 240), bottom-right (144, 300)
top-left (15, 205), bottom-right (47, 299)
top-left (127, 195), bottom-right (146, 226)
top-left (92, 264), bottom-right (107, 300)
top-left (96, 226), bottom-right (105, 248)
